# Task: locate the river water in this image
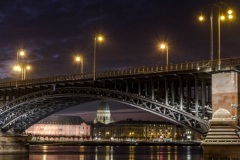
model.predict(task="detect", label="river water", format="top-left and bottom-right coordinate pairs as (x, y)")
top-left (0, 145), bottom-right (203, 160)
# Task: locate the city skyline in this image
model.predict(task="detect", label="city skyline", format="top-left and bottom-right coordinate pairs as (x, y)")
top-left (0, 0), bottom-right (240, 122)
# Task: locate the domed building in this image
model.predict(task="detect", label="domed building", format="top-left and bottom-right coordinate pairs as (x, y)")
top-left (94, 101), bottom-right (114, 124)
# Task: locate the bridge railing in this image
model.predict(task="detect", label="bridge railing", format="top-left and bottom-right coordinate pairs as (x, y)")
top-left (1, 57), bottom-right (240, 88)
top-left (96, 59), bottom-right (213, 77)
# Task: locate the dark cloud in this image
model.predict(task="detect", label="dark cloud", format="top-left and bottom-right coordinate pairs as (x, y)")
top-left (1, 0), bottom-right (239, 79)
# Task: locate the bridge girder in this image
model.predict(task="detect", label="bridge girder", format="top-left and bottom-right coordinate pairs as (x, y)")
top-left (0, 87), bottom-right (209, 135)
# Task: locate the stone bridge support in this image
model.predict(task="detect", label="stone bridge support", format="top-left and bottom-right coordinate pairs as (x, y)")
top-left (202, 71), bottom-right (240, 159)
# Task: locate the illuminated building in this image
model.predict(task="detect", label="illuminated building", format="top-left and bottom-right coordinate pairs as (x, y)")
top-left (94, 100), bottom-right (114, 124)
top-left (92, 118), bottom-right (200, 141)
top-left (92, 102), bottom-right (200, 141)
top-left (26, 115), bottom-right (91, 141)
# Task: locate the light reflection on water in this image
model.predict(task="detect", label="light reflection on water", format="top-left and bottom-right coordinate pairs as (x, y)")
top-left (0, 145), bottom-right (203, 160)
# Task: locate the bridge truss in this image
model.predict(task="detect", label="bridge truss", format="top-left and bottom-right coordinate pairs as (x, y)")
top-left (1, 58), bottom-right (239, 135)
top-left (0, 87), bottom-right (209, 134)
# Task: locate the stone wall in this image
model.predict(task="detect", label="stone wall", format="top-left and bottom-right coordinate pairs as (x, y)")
top-left (212, 72), bottom-right (240, 117)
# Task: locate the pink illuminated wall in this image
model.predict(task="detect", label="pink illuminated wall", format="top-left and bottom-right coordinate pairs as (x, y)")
top-left (26, 122), bottom-right (90, 137)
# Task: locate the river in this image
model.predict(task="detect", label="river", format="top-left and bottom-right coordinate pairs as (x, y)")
top-left (0, 145), bottom-right (203, 160)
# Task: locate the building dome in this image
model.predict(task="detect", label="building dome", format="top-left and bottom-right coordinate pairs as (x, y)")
top-left (94, 100), bottom-right (114, 124)
top-left (97, 101), bottom-right (110, 110)
top-left (212, 108), bottom-right (231, 119)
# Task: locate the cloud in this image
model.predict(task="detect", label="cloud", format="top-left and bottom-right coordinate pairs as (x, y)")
top-left (0, 0), bottom-right (239, 79)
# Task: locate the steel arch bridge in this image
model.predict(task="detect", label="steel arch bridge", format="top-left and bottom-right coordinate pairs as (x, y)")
top-left (0, 57), bottom-right (240, 135)
top-left (0, 87), bottom-right (209, 134)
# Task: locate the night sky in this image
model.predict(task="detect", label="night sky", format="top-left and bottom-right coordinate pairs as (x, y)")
top-left (1, 0), bottom-right (240, 122)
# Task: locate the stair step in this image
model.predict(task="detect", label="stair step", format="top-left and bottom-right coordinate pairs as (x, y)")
top-left (205, 137), bottom-right (240, 139)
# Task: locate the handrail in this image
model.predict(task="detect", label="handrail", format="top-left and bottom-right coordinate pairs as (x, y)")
top-left (1, 57), bottom-right (240, 88)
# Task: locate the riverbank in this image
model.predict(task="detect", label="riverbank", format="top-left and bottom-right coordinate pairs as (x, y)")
top-left (29, 141), bottom-right (201, 146)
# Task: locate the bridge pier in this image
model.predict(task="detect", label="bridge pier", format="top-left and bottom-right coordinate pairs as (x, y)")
top-left (202, 71), bottom-right (240, 159)
top-left (0, 135), bottom-right (29, 154)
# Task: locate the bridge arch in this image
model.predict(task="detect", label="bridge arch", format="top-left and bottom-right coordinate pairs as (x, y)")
top-left (0, 87), bottom-right (209, 134)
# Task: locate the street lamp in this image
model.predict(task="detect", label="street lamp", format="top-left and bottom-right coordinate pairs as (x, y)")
top-left (13, 64), bottom-right (31, 80)
top-left (217, 8), bottom-right (233, 69)
top-left (15, 49), bottom-right (25, 81)
top-left (75, 55), bottom-right (83, 74)
top-left (23, 65), bottom-right (31, 80)
top-left (13, 65), bottom-right (22, 73)
top-left (15, 49), bottom-right (32, 80)
top-left (93, 35), bottom-right (104, 80)
top-left (199, 9), bottom-right (214, 66)
top-left (199, 2), bottom-right (234, 69)
top-left (159, 43), bottom-right (169, 66)
top-left (13, 64), bottom-right (21, 87)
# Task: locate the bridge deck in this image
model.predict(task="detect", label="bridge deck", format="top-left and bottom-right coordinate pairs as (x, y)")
top-left (0, 57), bottom-right (240, 88)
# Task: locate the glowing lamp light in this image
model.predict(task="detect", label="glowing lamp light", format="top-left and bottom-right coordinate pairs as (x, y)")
top-left (160, 44), bottom-right (167, 49)
top-left (75, 56), bottom-right (81, 62)
top-left (13, 65), bottom-right (21, 72)
top-left (97, 36), bottom-right (104, 42)
top-left (199, 16), bottom-right (204, 21)
top-left (220, 15), bottom-right (225, 21)
top-left (26, 65), bottom-right (31, 70)
top-left (228, 10), bottom-right (233, 15)
top-left (228, 14), bottom-right (233, 19)
top-left (19, 50), bottom-right (25, 57)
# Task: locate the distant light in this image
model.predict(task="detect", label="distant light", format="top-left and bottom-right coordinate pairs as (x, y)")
top-left (160, 44), bottom-right (167, 49)
top-left (228, 15), bottom-right (233, 19)
top-left (13, 65), bottom-right (21, 72)
top-left (199, 16), bottom-right (204, 21)
top-left (19, 50), bottom-right (25, 57)
top-left (75, 56), bottom-right (81, 62)
top-left (26, 65), bottom-right (31, 70)
top-left (228, 10), bottom-right (233, 15)
top-left (97, 36), bottom-right (104, 42)
top-left (220, 15), bottom-right (225, 21)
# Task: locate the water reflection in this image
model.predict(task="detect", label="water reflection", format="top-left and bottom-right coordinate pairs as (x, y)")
top-left (79, 146), bottom-right (84, 160)
top-left (174, 146), bottom-right (177, 160)
top-left (95, 146), bottom-right (98, 160)
top-left (105, 146), bottom-right (113, 160)
top-left (129, 146), bottom-right (135, 160)
top-left (167, 146), bottom-right (171, 160)
top-left (159, 146), bottom-right (163, 160)
top-left (0, 145), bottom-right (203, 160)
top-left (186, 146), bottom-right (191, 160)
top-left (0, 154), bottom-right (29, 160)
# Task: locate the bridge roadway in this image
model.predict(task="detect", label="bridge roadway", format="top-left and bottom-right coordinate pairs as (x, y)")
top-left (0, 57), bottom-right (240, 135)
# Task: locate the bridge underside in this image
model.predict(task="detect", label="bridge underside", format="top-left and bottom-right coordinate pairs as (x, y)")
top-left (0, 87), bottom-right (209, 134)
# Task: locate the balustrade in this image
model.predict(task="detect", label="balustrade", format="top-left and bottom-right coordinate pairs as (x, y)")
top-left (0, 57), bottom-right (240, 88)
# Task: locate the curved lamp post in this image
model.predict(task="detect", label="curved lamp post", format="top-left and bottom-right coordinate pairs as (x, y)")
top-left (160, 43), bottom-right (169, 66)
top-left (75, 55), bottom-right (83, 74)
top-left (93, 35), bottom-right (104, 80)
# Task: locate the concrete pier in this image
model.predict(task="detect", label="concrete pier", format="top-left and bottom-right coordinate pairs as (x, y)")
top-left (0, 135), bottom-right (29, 154)
top-left (202, 72), bottom-right (240, 159)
